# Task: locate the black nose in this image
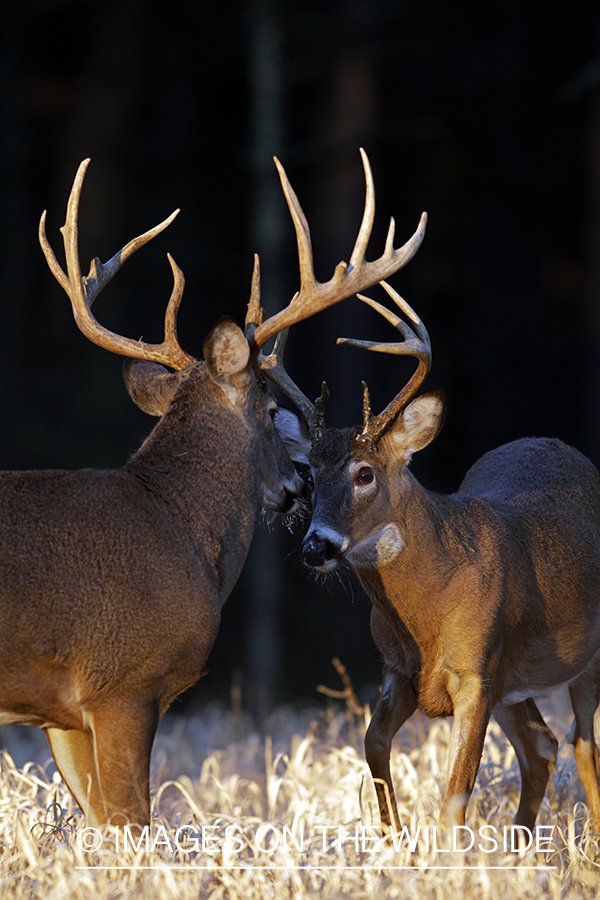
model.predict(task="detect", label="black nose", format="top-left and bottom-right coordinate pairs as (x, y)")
top-left (302, 533), bottom-right (338, 567)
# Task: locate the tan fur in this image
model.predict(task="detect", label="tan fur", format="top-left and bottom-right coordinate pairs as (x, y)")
top-left (303, 394), bottom-right (600, 834)
top-left (0, 324), bottom-right (305, 829)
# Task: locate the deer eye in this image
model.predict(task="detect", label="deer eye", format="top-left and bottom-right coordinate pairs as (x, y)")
top-left (355, 466), bottom-right (374, 485)
top-left (305, 472), bottom-right (314, 490)
top-left (267, 403), bottom-right (277, 421)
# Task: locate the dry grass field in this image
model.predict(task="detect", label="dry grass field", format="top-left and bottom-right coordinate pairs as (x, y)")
top-left (0, 686), bottom-right (599, 899)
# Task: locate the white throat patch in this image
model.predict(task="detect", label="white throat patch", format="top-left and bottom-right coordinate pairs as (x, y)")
top-left (347, 522), bottom-right (404, 567)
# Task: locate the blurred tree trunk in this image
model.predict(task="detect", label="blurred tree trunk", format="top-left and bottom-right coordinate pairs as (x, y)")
top-left (244, 0), bottom-right (285, 720)
top-left (585, 85), bottom-right (600, 460)
top-left (0, 11), bottom-right (31, 384)
top-left (313, 41), bottom-right (377, 426)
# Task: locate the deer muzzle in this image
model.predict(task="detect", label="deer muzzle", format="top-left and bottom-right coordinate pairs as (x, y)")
top-left (302, 527), bottom-right (347, 569)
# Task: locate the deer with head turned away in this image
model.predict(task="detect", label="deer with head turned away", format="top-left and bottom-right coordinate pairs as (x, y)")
top-left (278, 212), bottom-right (600, 835)
top-left (0, 151), bottom-right (425, 829)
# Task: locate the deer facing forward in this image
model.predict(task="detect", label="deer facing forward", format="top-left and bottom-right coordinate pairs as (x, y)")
top-left (290, 274), bottom-right (600, 835)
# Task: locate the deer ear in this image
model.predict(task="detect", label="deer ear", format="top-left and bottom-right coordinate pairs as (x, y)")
top-left (274, 408), bottom-right (311, 464)
top-left (383, 390), bottom-right (445, 458)
top-left (203, 318), bottom-right (251, 393)
top-left (123, 359), bottom-right (185, 416)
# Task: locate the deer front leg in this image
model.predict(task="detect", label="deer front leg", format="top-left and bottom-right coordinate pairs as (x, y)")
top-left (364, 667), bottom-right (418, 834)
top-left (46, 726), bottom-right (108, 824)
top-left (47, 699), bottom-right (158, 827)
top-left (441, 673), bottom-right (492, 828)
top-left (493, 699), bottom-right (558, 831)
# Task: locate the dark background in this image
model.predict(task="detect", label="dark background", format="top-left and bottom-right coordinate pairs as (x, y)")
top-left (2, 0), bottom-right (600, 718)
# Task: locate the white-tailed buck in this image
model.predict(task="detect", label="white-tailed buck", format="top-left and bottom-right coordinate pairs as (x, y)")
top-left (290, 239), bottom-right (600, 835)
top-left (0, 151), bottom-right (425, 828)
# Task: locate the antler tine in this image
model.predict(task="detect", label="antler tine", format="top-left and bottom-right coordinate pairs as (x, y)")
top-left (361, 380), bottom-right (372, 432)
top-left (244, 253), bottom-right (264, 332)
top-left (259, 297), bottom-right (317, 428)
top-left (273, 157), bottom-right (316, 299)
top-left (337, 281), bottom-right (432, 443)
top-left (162, 253), bottom-right (187, 353)
top-left (379, 278), bottom-right (431, 348)
top-left (83, 211), bottom-right (181, 307)
top-left (338, 288), bottom-right (431, 363)
top-left (39, 158), bottom-right (195, 371)
top-left (251, 150), bottom-right (427, 351)
top-left (348, 148), bottom-right (375, 270)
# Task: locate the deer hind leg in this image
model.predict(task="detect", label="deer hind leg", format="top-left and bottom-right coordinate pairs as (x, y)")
top-left (364, 668), bottom-right (418, 835)
top-left (493, 699), bottom-right (558, 831)
top-left (568, 650), bottom-right (600, 832)
top-left (47, 701), bottom-right (158, 828)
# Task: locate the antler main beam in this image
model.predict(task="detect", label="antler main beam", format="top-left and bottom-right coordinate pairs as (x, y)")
top-left (39, 159), bottom-right (195, 371)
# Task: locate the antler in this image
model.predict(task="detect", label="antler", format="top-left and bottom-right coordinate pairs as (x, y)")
top-left (39, 159), bottom-right (195, 371)
top-left (245, 256), bottom-right (321, 431)
top-left (246, 148), bottom-right (427, 433)
top-left (254, 311), bottom-right (330, 439)
top-left (337, 280), bottom-right (432, 444)
top-left (248, 149), bottom-right (426, 349)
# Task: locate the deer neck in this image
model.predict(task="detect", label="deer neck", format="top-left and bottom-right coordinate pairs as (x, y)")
top-left (124, 374), bottom-right (262, 599)
top-left (353, 470), bottom-right (472, 644)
